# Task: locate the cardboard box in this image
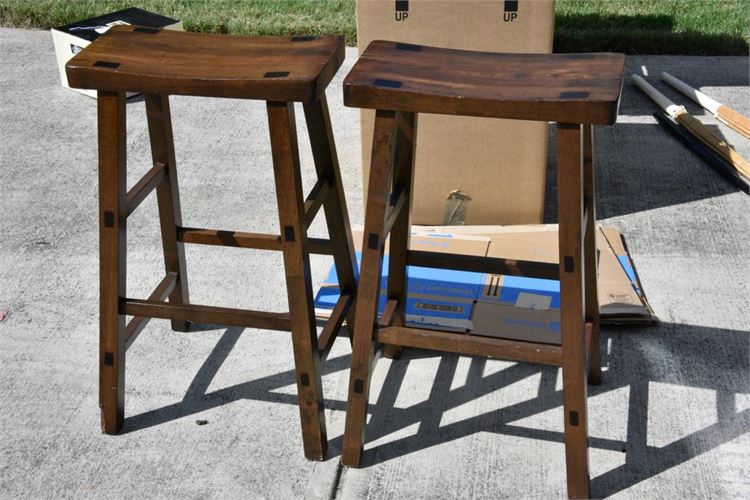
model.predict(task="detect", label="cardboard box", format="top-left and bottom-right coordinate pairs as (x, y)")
top-left (316, 232), bottom-right (490, 331)
top-left (470, 226), bottom-right (655, 342)
top-left (51, 7), bottom-right (182, 98)
top-left (314, 224), bottom-right (656, 345)
top-left (356, 0), bottom-right (555, 225)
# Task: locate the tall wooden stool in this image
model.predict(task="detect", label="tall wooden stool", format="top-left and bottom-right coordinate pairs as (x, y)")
top-left (340, 41), bottom-right (625, 497)
top-left (65, 26), bottom-right (358, 460)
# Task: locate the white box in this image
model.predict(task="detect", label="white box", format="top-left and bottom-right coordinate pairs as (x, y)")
top-left (51, 7), bottom-right (182, 98)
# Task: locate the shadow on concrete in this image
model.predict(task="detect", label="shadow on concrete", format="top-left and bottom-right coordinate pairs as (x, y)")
top-left (543, 122), bottom-right (746, 222)
top-left (123, 320), bottom-right (748, 497)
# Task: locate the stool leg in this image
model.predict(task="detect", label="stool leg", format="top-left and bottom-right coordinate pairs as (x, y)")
top-left (267, 101), bottom-right (328, 460)
top-left (342, 110), bottom-right (398, 467)
top-left (384, 112), bottom-right (418, 360)
top-left (145, 93), bottom-right (190, 332)
top-left (302, 95), bottom-right (358, 331)
top-left (98, 91), bottom-right (127, 434)
top-left (557, 123), bottom-right (590, 499)
top-left (582, 124), bottom-right (602, 385)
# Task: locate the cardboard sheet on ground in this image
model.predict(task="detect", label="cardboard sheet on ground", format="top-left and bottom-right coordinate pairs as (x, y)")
top-left (315, 225), bottom-right (656, 345)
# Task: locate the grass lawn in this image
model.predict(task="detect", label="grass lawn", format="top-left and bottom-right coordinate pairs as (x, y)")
top-left (0, 0), bottom-right (747, 55)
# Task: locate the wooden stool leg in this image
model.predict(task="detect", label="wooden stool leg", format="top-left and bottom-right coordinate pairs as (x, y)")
top-left (98, 91), bottom-right (127, 434)
top-left (557, 123), bottom-right (590, 499)
top-left (302, 95), bottom-right (358, 330)
top-left (342, 110), bottom-right (398, 467)
top-left (145, 93), bottom-right (190, 332)
top-left (582, 124), bottom-right (602, 385)
top-left (384, 112), bottom-right (418, 360)
top-left (267, 101), bottom-right (328, 460)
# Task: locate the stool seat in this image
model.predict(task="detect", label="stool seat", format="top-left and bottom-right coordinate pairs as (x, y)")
top-left (344, 40), bottom-right (625, 124)
top-left (66, 25), bottom-right (344, 102)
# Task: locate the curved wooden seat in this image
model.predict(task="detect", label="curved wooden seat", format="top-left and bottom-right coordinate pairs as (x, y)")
top-left (344, 40), bottom-right (626, 124)
top-left (66, 25), bottom-right (344, 102)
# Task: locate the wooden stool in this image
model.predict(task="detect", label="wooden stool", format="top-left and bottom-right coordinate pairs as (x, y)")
top-left (340, 41), bottom-right (625, 497)
top-left (66, 26), bottom-right (358, 460)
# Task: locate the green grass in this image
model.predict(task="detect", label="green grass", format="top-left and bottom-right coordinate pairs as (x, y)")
top-left (0, 0), bottom-right (747, 55)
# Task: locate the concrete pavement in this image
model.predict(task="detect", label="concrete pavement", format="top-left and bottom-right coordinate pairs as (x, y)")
top-left (0, 27), bottom-right (748, 498)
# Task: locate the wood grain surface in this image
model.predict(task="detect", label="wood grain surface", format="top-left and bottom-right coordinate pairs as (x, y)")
top-left (344, 40), bottom-right (625, 124)
top-left (66, 26), bottom-right (345, 102)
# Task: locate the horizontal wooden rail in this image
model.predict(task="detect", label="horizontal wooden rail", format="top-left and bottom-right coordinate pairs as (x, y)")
top-left (126, 162), bottom-right (166, 217)
top-left (123, 299), bottom-right (292, 331)
top-left (307, 237), bottom-right (334, 255)
top-left (407, 250), bottom-right (560, 280)
top-left (318, 294), bottom-right (352, 361)
top-left (177, 227), bottom-right (282, 250)
top-left (377, 326), bottom-right (563, 366)
top-left (303, 177), bottom-right (332, 229)
top-left (124, 272), bottom-right (177, 349)
top-left (175, 228), bottom-right (334, 256)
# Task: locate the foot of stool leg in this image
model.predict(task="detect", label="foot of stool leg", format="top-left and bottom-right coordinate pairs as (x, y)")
top-left (383, 344), bottom-right (403, 359)
top-left (98, 91), bottom-right (127, 433)
top-left (342, 110), bottom-right (399, 467)
top-left (557, 123), bottom-right (591, 499)
top-left (268, 100), bottom-right (328, 460)
top-left (582, 125), bottom-right (602, 386)
top-left (145, 93), bottom-right (190, 332)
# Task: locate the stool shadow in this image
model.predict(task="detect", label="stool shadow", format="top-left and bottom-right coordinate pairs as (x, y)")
top-left (344, 322), bottom-right (749, 497)
top-left (122, 321), bottom-right (749, 498)
top-left (122, 326), bottom-right (352, 433)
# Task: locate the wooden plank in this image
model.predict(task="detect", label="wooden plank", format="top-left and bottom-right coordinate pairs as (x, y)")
top-left (97, 90), bottom-right (127, 434)
top-left (377, 299), bottom-right (400, 328)
top-left (377, 326), bottom-right (563, 367)
top-left (123, 299), bottom-right (292, 331)
top-left (124, 272), bottom-right (177, 350)
top-left (381, 186), bottom-right (407, 240)
top-left (303, 95), bottom-right (359, 329)
top-left (303, 176), bottom-right (332, 229)
top-left (318, 294), bottom-right (352, 361)
top-left (176, 227), bottom-right (335, 255)
top-left (582, 125), bottom-right (601, 385)
top-left (384, 111), bottom-right (418, 360)
top-left (557, 122), bottom-right (590, 499)
top-left (344, 41), bottom-right (625, 124)
top-left (268, 100), bottom-right (328, 460)
top-left (66, 27), bottom-right (345, 102)
top-left (177, 227), bottom-right (283, 250)
top-left (342, 109), bottom-right (398, 467)
top-left (407, 250), bottom-right (560, 280)
top-left (145, 93), bottom-right (190, 332)
top-left (125, 161), bottom-right (165, 217)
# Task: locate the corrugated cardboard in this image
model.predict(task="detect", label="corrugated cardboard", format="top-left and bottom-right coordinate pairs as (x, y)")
top-left (316, 231), bottom-right (490, 331)
top-left (356, 0), bottom-right (555, 225)
top-left (51, 7), bottom-right (182, 98)
top-left (314, 224), bottom-right (656, 344)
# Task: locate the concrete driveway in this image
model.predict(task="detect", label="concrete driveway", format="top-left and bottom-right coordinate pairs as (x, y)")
top-left (0, 27), bottom-right (748, 498)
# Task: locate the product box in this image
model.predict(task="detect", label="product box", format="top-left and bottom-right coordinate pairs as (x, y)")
top-left (316, 232), bottom-right (490, 331)
top-left (469, 226), bottom-right (654, 343)
top-left (314, 225), bottom-right (656, 345)
top-left (356, 0), bottom-right (555, 225)
top-left (51, 7), bottom-right (182, 98)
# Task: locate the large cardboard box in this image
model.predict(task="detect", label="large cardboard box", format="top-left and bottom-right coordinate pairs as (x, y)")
top-left (356, 0), bottom-right (555, 225)
top-left (51, 7), bottom-right (182, 98)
